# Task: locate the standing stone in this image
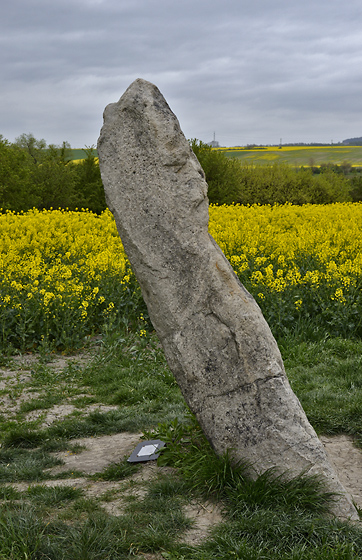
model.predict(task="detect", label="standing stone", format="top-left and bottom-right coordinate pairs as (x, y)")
top-left (98, 78), bottom-right (358, 520)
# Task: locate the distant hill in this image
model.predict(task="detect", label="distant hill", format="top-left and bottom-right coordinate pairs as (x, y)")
top-left (342, 137), bottom-right (362, 146)
top-left (68, 148), bottom-right (97, 160)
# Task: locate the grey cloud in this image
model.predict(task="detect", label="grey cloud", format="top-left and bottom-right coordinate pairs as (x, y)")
top-left (1, 0), bottom-right (362, 146)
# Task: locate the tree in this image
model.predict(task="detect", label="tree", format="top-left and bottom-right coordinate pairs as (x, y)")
top-left (190, 139), bottom-right (241, 204)
top-left (0, 136), bottom-right (40, 211)
top-left (71, 146), bottom-right (106, 213)
top-left (14, 133), bottom-right (47, 164)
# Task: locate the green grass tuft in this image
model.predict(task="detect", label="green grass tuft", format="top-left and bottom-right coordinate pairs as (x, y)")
top-left (2, 425), bottom-right (47, 449)
top-left (0, 448), bottom-right (63, 483)
top-left (26, 484), bottom-right (84, 506)
top-left (91, 458), bottom-right (140, 481)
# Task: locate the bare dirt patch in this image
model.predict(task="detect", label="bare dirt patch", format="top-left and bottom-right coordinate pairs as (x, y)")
top-left (0, 347), bottom-right (115, 425)
top-left (49, 432), bottom-right (143, 475)
top-left (56, 432), bottom-right (362, 520)
top-left (321, 435), bottom-right (362, 510)
top-left (46, 432), bottom-right (362, 532)
top-left (182, 501), bottom-right (224, 545)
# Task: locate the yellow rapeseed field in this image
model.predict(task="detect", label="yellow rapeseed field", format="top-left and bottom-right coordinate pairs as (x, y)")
top-left (209, 203), bottom-right (362, 297)
top-left (0, 209), bottom-right (129, 349)
top-left (1, 203), bottom-right (362, 350)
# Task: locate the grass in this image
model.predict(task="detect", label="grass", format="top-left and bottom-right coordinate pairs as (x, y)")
top-left (0, 329), bottom-right (362, 558)
top-left (0, 332), bottom-right (187, 449)
top-left (91, 458), bottom-right (141, 481)
top-left (0, 447), bottom-right (63, 483)
top-left (281, 336), bottom-right (362, 446)
top-left (26, 484), bottom-right (84, 506)
top-left (192, 513), bottom-right (362, 559)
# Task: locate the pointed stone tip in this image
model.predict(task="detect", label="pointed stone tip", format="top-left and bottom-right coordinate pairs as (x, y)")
top-left (123, 77), bottom-right (161, 99)
top-left (99, 77), bottom-right (186, 164)
top-left (129, 77), bottom-right (156, 87)
top-left (100, 77), bottom-right (172, 126)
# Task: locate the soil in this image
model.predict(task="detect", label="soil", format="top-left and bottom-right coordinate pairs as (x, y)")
top-left (320, 435), bottom-right (362, 511)
top-left (1, 350), bottom-right (361, 544)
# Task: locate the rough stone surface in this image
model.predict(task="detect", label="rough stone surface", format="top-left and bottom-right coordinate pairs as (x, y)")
top-left (98, 78), bottom-right (358, 521)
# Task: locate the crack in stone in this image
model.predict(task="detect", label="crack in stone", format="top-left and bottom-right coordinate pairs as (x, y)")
top-left (203, 373), bottom-right (285, 400)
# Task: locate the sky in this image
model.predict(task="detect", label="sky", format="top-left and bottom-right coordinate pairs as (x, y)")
top-left (1, 0), bottom-right (362, 148)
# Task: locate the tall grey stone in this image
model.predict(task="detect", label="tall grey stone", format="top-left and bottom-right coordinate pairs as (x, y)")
top-left (98, 78), bottom-right (358, 521)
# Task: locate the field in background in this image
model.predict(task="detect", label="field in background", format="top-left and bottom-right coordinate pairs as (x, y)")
top-left (68, 148), bottom-right (93, 160)
top-left (219, 145), bottom-right (362, 166)
top-left (68, 145), bottom-right (362, 166)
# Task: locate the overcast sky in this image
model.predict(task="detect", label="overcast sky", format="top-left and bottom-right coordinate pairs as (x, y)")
top-left (1, 0), bottom-right (362, 148)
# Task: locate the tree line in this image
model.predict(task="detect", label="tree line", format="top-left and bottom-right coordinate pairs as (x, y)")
top-left (1, 134), bottom-right (361, 213)
top-left (0, 134), bottom-right (105, 213)
top-left (191, 140), bottom-right (362, 205)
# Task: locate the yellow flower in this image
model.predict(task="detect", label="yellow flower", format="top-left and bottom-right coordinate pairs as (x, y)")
top-left (2, 203), bottom-right (362, 348)
top-left (43, 292), bottom-right (55, 306)
top-left (331, 288), bottom-right (346, 304)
